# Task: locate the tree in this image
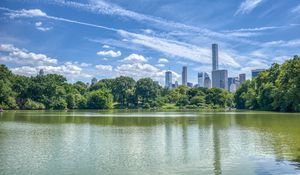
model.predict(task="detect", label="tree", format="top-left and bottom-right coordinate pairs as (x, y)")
top-left (24, 99), bottom-right (45, 110)
top-left (176, 95), bottom-right (189, 106)
top-left (235, 55), bottom-right (300, 112)
top-left (135, 78), bottom-right (160, 107)
top-left (50, 98), bottom-right (67, 110)
top-left (112, 76), bottom-right (136, 107)
top-left (86, 89), bottom-right (113, 109)
top-left (190, 96), bottom-right (205, 107)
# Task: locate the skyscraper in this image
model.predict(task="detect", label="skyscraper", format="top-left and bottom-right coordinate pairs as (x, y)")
top-left (204, 73), bottom-right (212, 88)
top-left (212, 70), bottom-right (228, 89)
top-left (251, 69), bottom-right (266, 78)
top-left (165, 71), bottom-right (172, 89)
top-left (175, 81), bottom-right (178, 88)
top-left (198, 72), bottom-right (204, 87)
top-left (38, 69), bottom-right (44, 76)
top-left (228, 77), bottom-right (237, 92)
top-left (198, 72), bottom-right (211, 88)
top-left (212, 44), bottom-right (218, 71)
top-left (182, 66), bottom-right (187, 86)
top-left (239, 73), bottom-right (246, 84)
top-left (91, 77), bottom-right (98, 85)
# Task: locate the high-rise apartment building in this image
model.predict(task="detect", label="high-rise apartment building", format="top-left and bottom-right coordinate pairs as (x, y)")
top-left (212, 70), bottom-right (228, 89)
top-left (204, 74), bottom-right (212, 88)
top-left (212, 44), bottom-right (218, 71)
top-left (198, 72), bottom-right (204, 87)
top-left (38, 69), bottom-right (44, 76)
top-left (165, 71), bottom-right (172, 89)
top-left (91, 77), bottom-right (98, 85)
top-left (239, 73), bottom-right (246, 84)
top-left (198, 72), bottom-right (211, 88)
top-left (251, 69), bottom-right (266, 78)
top-left (182, 66), bottom-right (187, 86)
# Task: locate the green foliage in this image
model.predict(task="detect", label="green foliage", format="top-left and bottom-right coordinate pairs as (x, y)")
top-left (1, 56), bottom-right (298, 111)
top-left (190, 96), bottom-right (205, 107)
top-left (50, 98), bottom-right (67, 110)
top-left (86, 89), bottom-right (113, 109)
top-left (135, 78), bottom-right (161, 107)
top-left (235, 55), bottom-right (300, 112)
top-left (176, 95), bottom-right (189, 106)
top-left (24, 99), bottom-right (45, 110)
top-left (112, 76), bottom-right (136, 107)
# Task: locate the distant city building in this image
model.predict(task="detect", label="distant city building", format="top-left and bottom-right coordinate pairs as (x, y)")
top-left (228, 77), bottom-right (238, 92)
top-left (229, 83), bottom-right (237, 93)
top-left (198, 72), bottom-right (204, 87)
top-left (212, 44), bottom-right (219, 71)
top-left (235, 77), bottom-right (240, 89)
top-left (212, 70), bottom-right (228, 89)
top-left (204, 74), bottom-right (212, 88)
top-left (239, 73), bottom-right (246, 84)
top-left (165, 71), bottom-right (172, 89)
top-left (91, 77), bottom-right (98, 85)
top-left (198, 72), bottom-right (211, 88)
top-left (39, 69), bottom-right (44, 76)
top-left (228, 77), bottom-right (235, 91)
top-left (187, 82), bottom-right (193, 88)
top-left (175, 81), bottom-right (179, 88)
top-left (182, 66), bottom-right (187, 86)
top-left (251, 69), bottom-right (266, 78)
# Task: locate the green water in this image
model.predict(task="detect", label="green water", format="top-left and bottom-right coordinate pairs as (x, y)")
top-left (0, 110), bottom-right (300, 175)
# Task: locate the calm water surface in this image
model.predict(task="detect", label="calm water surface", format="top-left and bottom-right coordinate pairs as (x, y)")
top-left (0, 110), bottom-right (300, 175)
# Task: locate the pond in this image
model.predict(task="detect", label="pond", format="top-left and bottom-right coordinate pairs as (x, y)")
top-left (0, 110), bottom-right (300, 175)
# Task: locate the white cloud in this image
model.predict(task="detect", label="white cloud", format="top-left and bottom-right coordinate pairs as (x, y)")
top-left (263, 39), bottom-right (300, 47)
top-left (158, 58), bottom-right (169, 63)
top-left (0, 44), bottom-right (57, 65)
top-left (102, 45), bottom-right (110, 48)
top-left (250, 50), bottom-right (266, 58)
top-left (291, 4), bottom-right (300, 13)
top-left (118, 30), bottom-right (240, 68)
top-left (96, 50), bottom-right (121, 57)
top-left (115, 63), bottom-right (180, 83)
top-left (235, 0), bottom-right (264, 15)
top-left (95, 64), bottom-right (113, 71)
top-left (240, 59), bottom-right (269, 75)
top-left (37, 1), bottom-right (257, 45)
top-left (224, 26), bottom-right (283, 32)
top-left (156, 64), bottom-right (165, 67)
top-left (5, 8), bottom-right (47, 18)
top-left (122, 53), bottom-right (147, 63)
top-left (79, 62), bottom-right (91, 67)
top-left (11, 63), bottom-right (91, 78)
top-left (35, 21), bottom-right (52, 32)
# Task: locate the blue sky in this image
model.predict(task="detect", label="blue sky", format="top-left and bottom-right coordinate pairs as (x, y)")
top-left (0, 0), bottom-right (299, 85)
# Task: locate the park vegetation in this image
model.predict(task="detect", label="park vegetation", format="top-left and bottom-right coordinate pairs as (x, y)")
top-left (235, 55), bottom-right (300, 112)
top-left (0, 56), bottom-right (299, 111)
top-left (0, 64), bottom-right (233, 110)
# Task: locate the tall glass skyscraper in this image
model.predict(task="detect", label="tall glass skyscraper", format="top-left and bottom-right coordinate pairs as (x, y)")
top-left (165, 71), bottom-right (172, 88)
top-left (198, 72), bottom-right (211, 88)
top-left (239, 73), bottom-right (246, 84)
top-left (182, 66), bottom-right (187, 86)
top-left (251, 69), bottom-right (265, 78)
top-left (212, 44), bottom-right (218, 71)
top-left (212, 70), bottom-right (228, 89)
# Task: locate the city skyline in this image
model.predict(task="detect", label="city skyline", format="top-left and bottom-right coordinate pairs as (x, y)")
top-left (0, 0), bottom-right (299, 84)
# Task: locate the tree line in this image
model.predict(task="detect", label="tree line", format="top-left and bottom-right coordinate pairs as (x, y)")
top-left (0, 55), bottom-right (298, 111)
top-left (235, 55), bottom-right (300, 112)
top-left (0, 65), bottom-right (233, 110)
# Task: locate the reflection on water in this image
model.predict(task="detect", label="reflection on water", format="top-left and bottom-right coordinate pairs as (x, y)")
top-left (0, 110), bottom-right (300, 175)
